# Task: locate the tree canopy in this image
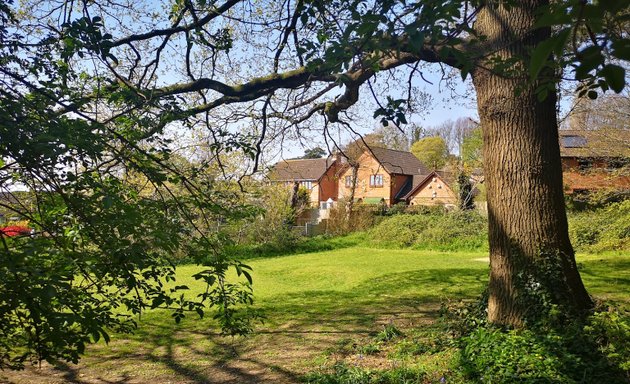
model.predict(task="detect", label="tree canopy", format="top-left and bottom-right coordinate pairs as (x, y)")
top-left (410, 136), bottom-right (449, 170)
top-left (301, 147), bottom-right (327, 159)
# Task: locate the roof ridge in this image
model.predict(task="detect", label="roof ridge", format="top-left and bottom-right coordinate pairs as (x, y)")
top-left (368, 146), bottom-right (412, 154)
top-left (280, 157), bottom-right (328, 161)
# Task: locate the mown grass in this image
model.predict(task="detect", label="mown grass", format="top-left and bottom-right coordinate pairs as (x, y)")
top-left (2, 248), bottom-right (628, 384)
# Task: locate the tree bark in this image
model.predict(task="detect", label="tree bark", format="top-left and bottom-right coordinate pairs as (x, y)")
top-left (471, 0), bottom-right (592, 326)
top-left (345, 163), bottom-right (359, 232)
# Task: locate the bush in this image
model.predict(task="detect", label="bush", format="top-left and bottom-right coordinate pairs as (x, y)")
top-left (304, 363), bottom-right (427, 384)
top-left (568, 200), bottom-right (630, 252)
top-left (324, 201), bottom-right (382, 236)
top-left (459, 309), bottom-right (630, 384)
top-left (368, 211), bottom-right (488, 251)
top-left (460, 327), bottom-right (575, 383)
top-left (448, 287), bottom-right (630, 384)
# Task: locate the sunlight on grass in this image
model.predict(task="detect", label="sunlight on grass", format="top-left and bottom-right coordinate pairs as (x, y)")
top-left (5, 248), bottom-right (626, 384)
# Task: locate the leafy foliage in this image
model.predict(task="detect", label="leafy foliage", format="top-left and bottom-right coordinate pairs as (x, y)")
top-left (568, 200), bottom-right (630, 252)
top-left (531, 0), bottom-right (630, 98)
top-left (457, 304), bottom-right (630, 384)
top-left (410, 136), bottom-right (449, 170)
top-left (460, 127), bottom-right (483, 170)
top-left (368, 211), bottom-right (488, 251)
top-left (302, 147), bottom-right (327, 159)
top-left (0, 1), bottom-right (258, 369)
top-left (304, 363), bottom-right (428, 384)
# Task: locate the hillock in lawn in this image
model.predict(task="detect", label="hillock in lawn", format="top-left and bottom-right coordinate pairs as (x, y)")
top-left (2, 247), bottom-right (628, 384)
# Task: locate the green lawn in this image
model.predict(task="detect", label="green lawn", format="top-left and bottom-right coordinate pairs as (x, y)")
top-left (2, 248), bottom-right (628, 384)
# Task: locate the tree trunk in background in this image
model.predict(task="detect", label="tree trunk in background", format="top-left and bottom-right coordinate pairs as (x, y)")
top-left (345, 164), bottom-right (359, 232)
top-left (290, 181), bottom-right (300, 225)
top-left (471, 0), bottom-right (592, 326)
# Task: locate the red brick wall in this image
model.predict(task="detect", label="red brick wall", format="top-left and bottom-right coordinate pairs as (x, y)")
top-left (319, 163), bottom-right (339, 202)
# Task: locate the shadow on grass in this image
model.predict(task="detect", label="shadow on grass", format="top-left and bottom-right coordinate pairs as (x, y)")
top-left (256, 267), bottom-right (487, 328)
top-left (579, 257), bottom-right (630, 305)
top-left (18, 267), bottom-right (487, 384)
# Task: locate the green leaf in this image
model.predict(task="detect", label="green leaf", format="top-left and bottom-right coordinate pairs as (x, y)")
top-left (529, 29), bottom-right (569, 80)
top-left (600, 64), bottom-right (625, 93)
top-left (611, 39), bottom-right (630, 61)
top-left (241, 269), bottom-right (253, 285)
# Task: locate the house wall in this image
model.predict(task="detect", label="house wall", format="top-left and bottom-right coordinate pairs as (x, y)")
top-left (561, 157), bottom-right (630, 193)
top-left (273, 181), bottom-right (320, 207)
top-left (308, 183), bottom-right (320, 206)
top-left (338, 153), bottom-right (393, 205)
top-left (563, 171), bottom-right (630, 193)
top-left (408, 176), bottom-right (457, 206)
top-left (318, 163), bottom-right (339, 203)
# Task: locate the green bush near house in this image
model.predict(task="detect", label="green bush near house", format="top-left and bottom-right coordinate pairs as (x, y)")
top-left (568, 200), bottom-right (630, 252)
top-left (216, 197), bottom-right (628, 262)
top-left (367, 211), bottom-right (488, 251)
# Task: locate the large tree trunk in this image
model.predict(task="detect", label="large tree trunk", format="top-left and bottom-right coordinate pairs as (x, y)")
top-left (471, 0), bottom-right (592, 326)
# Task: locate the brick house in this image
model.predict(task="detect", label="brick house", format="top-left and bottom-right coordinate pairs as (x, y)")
top-left (268, 156), bottom-right (341, 207)
top-left (559, 129), bottom-right (630, 194)
top-left (403, 171), bottom-right (458, 207)
top-left (338, 147), bottom-right (430, 206)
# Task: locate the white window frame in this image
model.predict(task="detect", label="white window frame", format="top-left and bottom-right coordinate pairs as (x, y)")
top-left (369, 174), bottom-right (383, 187)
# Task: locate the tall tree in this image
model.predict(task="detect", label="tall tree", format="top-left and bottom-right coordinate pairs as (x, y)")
top-left (461, 126), bottom-right (484, 170)
top-left (302, 147), bottom-right (327, 159)
top-left (426, 117), bottom-right (478, 155)
top-left (3, 0), bottom-right (628, 356)
top-left (410, 136), bottom-right (449, 170)
top-left (373, 123), bottom-right (412, 151)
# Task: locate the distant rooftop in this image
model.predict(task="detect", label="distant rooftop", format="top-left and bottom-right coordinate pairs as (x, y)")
top-left (559, 129), bottom-right (630, 158)
top-left (268, 157), bottom-right (335, 181)
top-left (366, 147), bottom-right (430, 175)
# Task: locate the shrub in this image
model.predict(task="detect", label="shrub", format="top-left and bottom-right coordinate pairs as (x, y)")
top-left (459, 312), bottom-right (630, 384)
top-left (451, 290), bottom-right (630, 384)
top-left (368, 211), bottom-right (488, 251)
top-left (568, 200), bottom-right (630, 252)
top-left (304, 363), bottom-right (427, 384)
top-left (325, 200), bottom-right (381, 236)
top-left (460, 327), bottom-right (575, 383)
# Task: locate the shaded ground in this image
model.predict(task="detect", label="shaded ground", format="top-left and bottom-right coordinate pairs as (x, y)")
top-left (2, 306), bottom-right (442, 384)
top-left (2, 250), bottom-right (627, 384)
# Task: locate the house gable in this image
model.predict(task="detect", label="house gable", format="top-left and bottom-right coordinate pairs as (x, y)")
top-left (404, 171), bottom-right (457, 207)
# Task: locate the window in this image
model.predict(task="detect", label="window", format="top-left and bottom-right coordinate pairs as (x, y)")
top-left (300, 181), bottom-right (313, 190)
top-left (369, 174), bottom-right (383, 187)
top-left (345, 175), bottom-right (353, 188)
